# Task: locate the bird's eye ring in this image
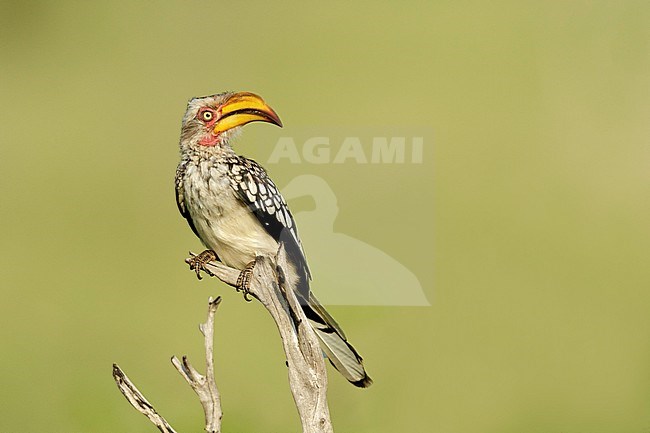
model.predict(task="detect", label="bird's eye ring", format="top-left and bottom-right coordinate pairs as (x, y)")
top-left (200, 110), bottom-right (214, 122)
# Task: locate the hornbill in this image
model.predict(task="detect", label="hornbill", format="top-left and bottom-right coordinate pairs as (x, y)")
top-left (175, 91), bottom-right (372, 387)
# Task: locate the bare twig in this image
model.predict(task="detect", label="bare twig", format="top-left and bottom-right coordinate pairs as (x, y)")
top-left (192, 245), bottom-right (333, 433)
top-left (171, 296), bottom-right (223, 433)
top-left (112, 364), bottom-right (178, 433)
top-left (114, 246), bottom-right (332, 433)
top-left (113, 297), bottom-right (223, 433)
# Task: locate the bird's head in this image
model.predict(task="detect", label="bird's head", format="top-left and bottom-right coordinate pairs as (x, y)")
top-left (180, 91), bottom-right (282, 149)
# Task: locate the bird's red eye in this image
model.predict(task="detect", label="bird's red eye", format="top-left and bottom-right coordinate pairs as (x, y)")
top-left (200, 110), bottom-right (214, 122)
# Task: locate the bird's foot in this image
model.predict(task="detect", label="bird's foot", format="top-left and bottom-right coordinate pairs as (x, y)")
top-left (236, 260), bottom-right (256, 302)
top-left (187, 249), bottom-right (219, 280)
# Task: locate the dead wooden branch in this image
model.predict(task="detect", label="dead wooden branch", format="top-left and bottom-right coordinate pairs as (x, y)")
top-left (114, 244), bottom-right (332, 433)
top-left (113, 297), bottom-right (223, 433)
top-left (193, 244), bottom-right (333, 433)
top-left (171, 296), bottom-right (223, 433)
top-left (112, 364), bottom-right (178, 433)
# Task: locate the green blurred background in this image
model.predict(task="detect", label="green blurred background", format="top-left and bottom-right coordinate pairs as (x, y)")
top-left (1, 1), bottom-right (649, 432)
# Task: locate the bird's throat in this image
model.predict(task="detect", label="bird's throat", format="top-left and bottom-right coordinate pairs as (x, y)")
top-left (199, 134), bottom-right (220, 147)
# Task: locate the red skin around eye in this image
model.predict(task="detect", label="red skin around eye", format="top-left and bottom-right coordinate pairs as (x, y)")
top-left (197, 108), bottom-right (220, 146)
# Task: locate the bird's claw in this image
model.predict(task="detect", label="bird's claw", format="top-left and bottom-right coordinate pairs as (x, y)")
top-left (236, 261), bottom-right (256, 302)
top-left (187, 250), bottom-right (218, 280)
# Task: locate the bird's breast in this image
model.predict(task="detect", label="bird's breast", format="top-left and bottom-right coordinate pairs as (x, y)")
top-left (183, 160), bottom-right (278, 270)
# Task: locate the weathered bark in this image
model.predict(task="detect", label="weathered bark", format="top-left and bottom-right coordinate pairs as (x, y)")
top-left (113, 244), bottom-right (333, 433)
top-left (113, 364), bottom-right (178, 433)
top-left (170, 296), bottom-right (223, 433)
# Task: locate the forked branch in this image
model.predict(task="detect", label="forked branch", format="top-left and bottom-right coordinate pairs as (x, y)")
top-left (113, 297), bottom-right (223, 433)
top-left (171, 296), bottom-right (223, 433)
top-left (113, 245), bottom-right (332, 433)
top-left (195, 245), bottom-right (333, 433)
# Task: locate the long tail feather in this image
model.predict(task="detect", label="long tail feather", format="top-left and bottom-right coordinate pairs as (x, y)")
top-left (303, 294), bottom-right (372, 387)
